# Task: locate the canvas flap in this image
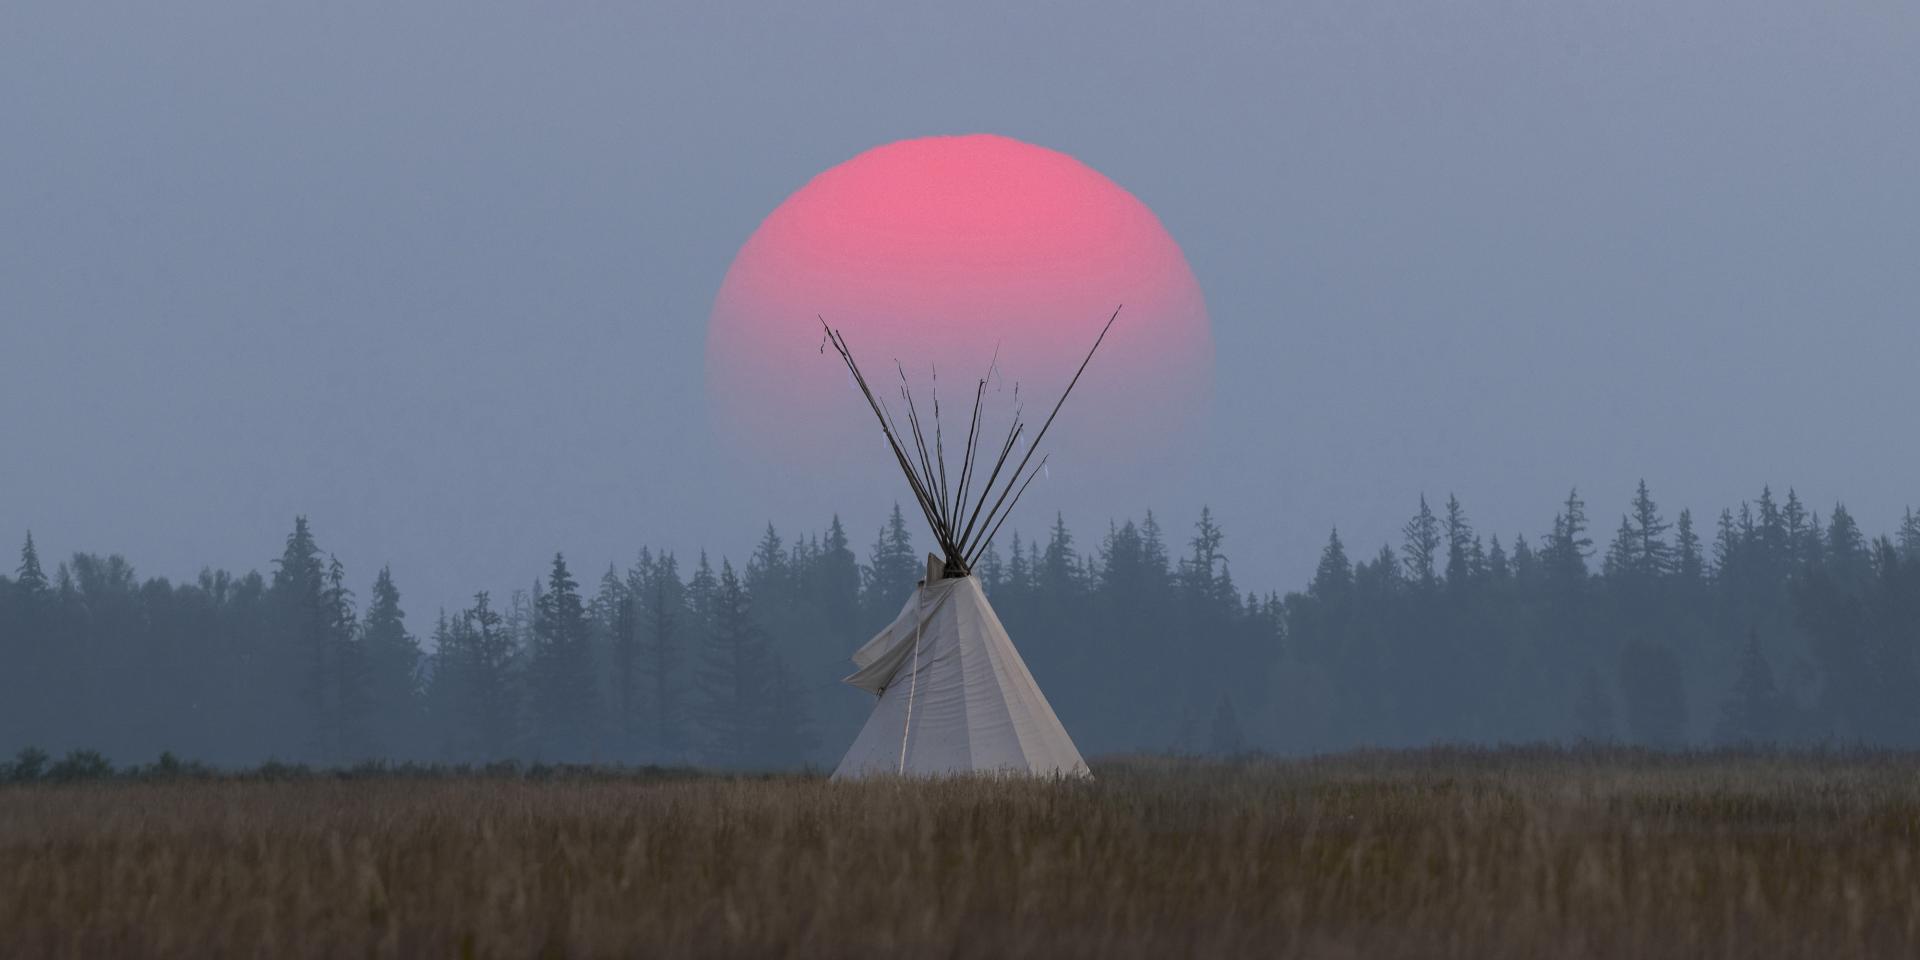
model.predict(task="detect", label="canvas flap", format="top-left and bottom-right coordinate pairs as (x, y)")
top-left (842, 578), bottom-right (964, 695)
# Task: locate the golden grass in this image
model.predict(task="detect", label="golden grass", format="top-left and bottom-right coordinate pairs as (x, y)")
top-left (3, 748), bottom-right (1918, 958)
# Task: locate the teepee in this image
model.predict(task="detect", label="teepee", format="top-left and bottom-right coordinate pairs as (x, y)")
top-left (820, 310), bottom-right (1117, 779)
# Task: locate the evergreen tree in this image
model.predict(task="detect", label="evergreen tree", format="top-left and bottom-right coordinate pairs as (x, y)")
top-left (1674, 510), bottom-right (1705, 584)
top-left (1756, 486), bottom-right (1788, 576)
top-left (1544, 488), bottom-right (1593, 586)
top-left (444, 592), bottom-right (520, 760)
top-left (1311, 528), bottom-right (1353, 601)
top-left (1141, 511), bottom-right (1170, 575)
top-left (1826, 504), bottom-right (1869, 587)
top-left (1627, 480), bottom-right (1672, 579)
top-left (1443, 495), bottom-right (1473, 587)
top-left (4, 484), bottom-right (1919, 763)
top-left (1713, 508), bottom-right (1742, 578)
top-left (1714, 630), bottom-right (1785, 745)
top-left (318, 555), bottom-right (368, 761)
top-left (424, 609), bottom-right (458, 755)
top-left (5, 534), bottom-right (52, 746)
top-left (745, 524), bottom-right (789, 610)
top-left (687, 551), bottom-right (718, 631)
top-left (1183, 507), bottom-right (1229, 603)
top-left (1098, 520), bottom-right (1146, 599)
top-left (1512, 534), bottom-right (1537, 583)
top-left (638, 551), bottom-right (689, 762)
top-left (611, 576), bottom-right (641, 759)
top-left (1041, 512), bottom-right (1081, 597)
top-left (1782, 489), bottom-right (1812, 568)
top-left (818, 516), bottom-right (861, 632)
top-left (1004, 531), bottom-right (1031, 596)
top-left (862, 505), bottom-right (919, 623)
top-left (504, 586), bottom-right (538, 661)
top-left (1604, 514), bottom-right (1639, 579)
top-left (977, 540), bottom-right (1005, 594)
top-left (1487, 534), bottom-right (1510, 581)
top-left (361, 565), bottom-right (421, 758)
top-left (1863, 540), bottom-right (1920, 744)
top-left (589, 563), bottom-right (627, 639)
top-left (270, 517), bottom-right (328, 759)
top-left (693, 560), bottom-right (776, 768)
top-left (1401, 495), bottom-right (1441, 588)
top-left (16, 532), bottom-right (48, 598)
top-left (529, 553), bottom-right (598, 760)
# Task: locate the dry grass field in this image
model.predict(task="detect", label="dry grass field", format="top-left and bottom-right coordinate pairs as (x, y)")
top-left (3, 748), bottom-right (1919, 958)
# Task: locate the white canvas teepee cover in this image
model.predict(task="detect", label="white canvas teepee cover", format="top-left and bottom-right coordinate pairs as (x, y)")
top-left (833, 575), bottom-right (1090, 779)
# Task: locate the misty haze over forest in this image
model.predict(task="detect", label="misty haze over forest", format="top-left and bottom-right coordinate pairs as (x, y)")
top-left (3, 3), bottom-right (1917, 773)
top-left (6, 4), bottom-right (1919, 615)
top-left (4, 481), bottom-right (1917, 769)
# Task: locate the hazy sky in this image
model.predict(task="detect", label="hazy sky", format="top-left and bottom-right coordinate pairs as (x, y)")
top-left (4, 1), bottom-right (1916, 614)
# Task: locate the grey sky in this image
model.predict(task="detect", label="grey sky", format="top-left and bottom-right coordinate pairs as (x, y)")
top-left (3, 1), bottom-right (1916, 613)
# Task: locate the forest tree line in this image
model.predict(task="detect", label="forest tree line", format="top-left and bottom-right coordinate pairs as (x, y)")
top-left (2, 483), bottom-right (1918, 768)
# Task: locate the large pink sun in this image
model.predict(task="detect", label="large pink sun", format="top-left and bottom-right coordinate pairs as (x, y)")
top-left (707, 134), bottom-right (1211, 463)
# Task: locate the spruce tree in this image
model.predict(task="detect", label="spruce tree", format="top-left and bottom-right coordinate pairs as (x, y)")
top-left (686, 551), bottom-right (718, 632)
top-left (1401, 495), bottom-right (1441, 588)
top-left (424, 609), bottom-right (460, 757)
top-left (270, 517), bottom-right (328, 759)
top-left (1042, 512), bottom-right (1081, 597)
top-left (1004, 531), bottom-right (1031, 597)
top-left (16, 533), bottom-right (47, 598)
top-left (1604, 514), bottom-right (1639, 579)
top-left (1783, 489), bottom-right (1812, 568)
top-left (1140, 511), bottom-right (1171, 586)
top-left (361, 566), bottom-right (421, 759)
top-left (1545, 488), bottom-right (1593, 587)
top-left (1183, 507), bottom-right (1229, 603)
top-left (1311, 528), bottom-right (1353, 600)
top-left (1628, 480), bottom-right (1672, 579)
top-left (1864, 539), bottom-right (1920, 744)
top-left (6, 534), bottom-right (51, 745)
top-left (862, 505), bottom-right (919, 623)
top-left (746, 524), bottom-right (789, 611)
top-left (639, 551), bottom-right (688, 762)
top-left (448, 592), bottom-right (521, 760)
top-left (587, 563), bottom-right (623, 626)
top-left (1487, 534), bottom-right (1510, 581)
top-left (818, 516), bottom-right (861, 634)
top-left (1756, 486), bottom-right (1788, 575)
top-left (1097, 520), bottom-right (1144, 599)
top-left (693, 560), bottom-right (773, 768)
top-left (1511, 534), bottom-right (1536, 583)
top-left (612, 580), bottom-right (640, 759)
top-left (1713, 508), bottom-right (1742, 578)
top-left (1674, 510), bottom-right (1705, 584)
top-left (530, 553), bottom-right (598, 761)
top-left (318, 555), bottom-right (368, 762)
top-left (1826, 504), bottom-right (1869, 586)
top-left (1443, 495), bottom-right (1473, 588)
top-left (977, 541), bottom-right (1005, 594)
